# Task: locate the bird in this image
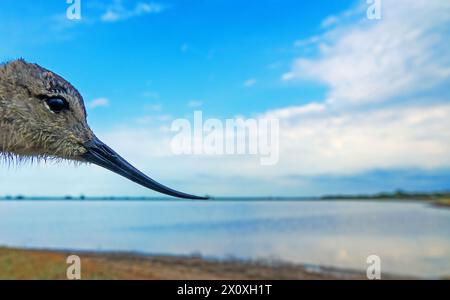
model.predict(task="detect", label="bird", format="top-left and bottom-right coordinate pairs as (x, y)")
top-left (0, 59), bottom-right (207, 200)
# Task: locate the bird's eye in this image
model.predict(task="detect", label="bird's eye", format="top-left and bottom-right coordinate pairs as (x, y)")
top-left (45, 97), bottom-right (69, 113)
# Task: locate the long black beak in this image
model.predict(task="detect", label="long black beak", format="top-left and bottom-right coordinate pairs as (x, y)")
top-left (82, 136), bottom-right (208, 200)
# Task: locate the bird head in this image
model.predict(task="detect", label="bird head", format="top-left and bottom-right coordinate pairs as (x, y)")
top-left (0, 59), bottom-right (207, 199)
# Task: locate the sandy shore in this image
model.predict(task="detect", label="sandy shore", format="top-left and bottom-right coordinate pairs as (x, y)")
top-left (0, 247), bottom-right (380, 280)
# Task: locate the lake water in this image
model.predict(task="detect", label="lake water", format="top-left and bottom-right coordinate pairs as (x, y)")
top-left (0, 200), bottom-right (449, 278)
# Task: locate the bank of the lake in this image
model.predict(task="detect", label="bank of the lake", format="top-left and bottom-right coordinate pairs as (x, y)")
top-left (0, 247), bottom-right (389, 280)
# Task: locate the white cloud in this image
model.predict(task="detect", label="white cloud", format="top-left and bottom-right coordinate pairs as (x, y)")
top-left (262, 102), bottom-right (450, 176)
top-left (283, 0), bottom-right (450, 106)
top-left (244, 78), bottom-right (257, 87)
top-left (88, 97), bottom-right (109, 109)
top-left (267, 0), bottom-right (450, 177)
top-left (281, 72), bottom-right (295, 81)
top-left (101, 1), bottom-right (166, 22)
top-left (101, 10), bottom-right (120, 22)
top-left (265, 102), bottom-right (326, 119)
top-left (91, 101), bottom-right (450, 180)
top-left (188, 100), bottom-right (202, 108)
top-left (293, 35), bottom-right (320, 48)
top-left (321, 16), bottom-right (339, 28)
top-left (2, 101), bottom-right (449, 196)
top-left (270, 0), bottom-right (450, 176)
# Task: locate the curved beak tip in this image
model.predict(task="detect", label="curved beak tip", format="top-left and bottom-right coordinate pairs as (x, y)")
top-left (82, 137), bottom-right (208, 200)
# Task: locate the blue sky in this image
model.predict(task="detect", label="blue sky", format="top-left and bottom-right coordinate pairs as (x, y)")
top-left (1, 0), bottom-right (339, 124)
top-left (0, 0), bottom-right (449, 197)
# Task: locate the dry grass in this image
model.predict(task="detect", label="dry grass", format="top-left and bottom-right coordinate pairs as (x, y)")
top-left (433, 197), bottom-right (450, 208)
top-left (0, 247), bottom-right (370, 280)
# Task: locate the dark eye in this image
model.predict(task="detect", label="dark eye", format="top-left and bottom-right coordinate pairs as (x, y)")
top-left (45, 97), bottom-right (69, 113)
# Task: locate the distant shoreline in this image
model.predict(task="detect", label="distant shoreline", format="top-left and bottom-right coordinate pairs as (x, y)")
top-left (1, 191), bottom-right (448, 207)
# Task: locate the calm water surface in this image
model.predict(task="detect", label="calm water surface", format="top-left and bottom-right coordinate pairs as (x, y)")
top-left (0, 200), bottom-right (449, 278)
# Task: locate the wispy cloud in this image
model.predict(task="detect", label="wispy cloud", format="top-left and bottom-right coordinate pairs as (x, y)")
top-left (243, 78), bottom-right (257, 87)
top-left (41, 1), bottom-right (168, 43)
top-left (101, 1), bottom-right (166, 22)
top-left (272, 0), bottom-right (450, 176)
top-left (293, 35), bottom-right (320, 48)
top-left (187, 100), bottom-right (202, 108)
top-left (88, 97), bottom-right (110, 109)
top-left (282, 0), bottom-right (450, 106)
